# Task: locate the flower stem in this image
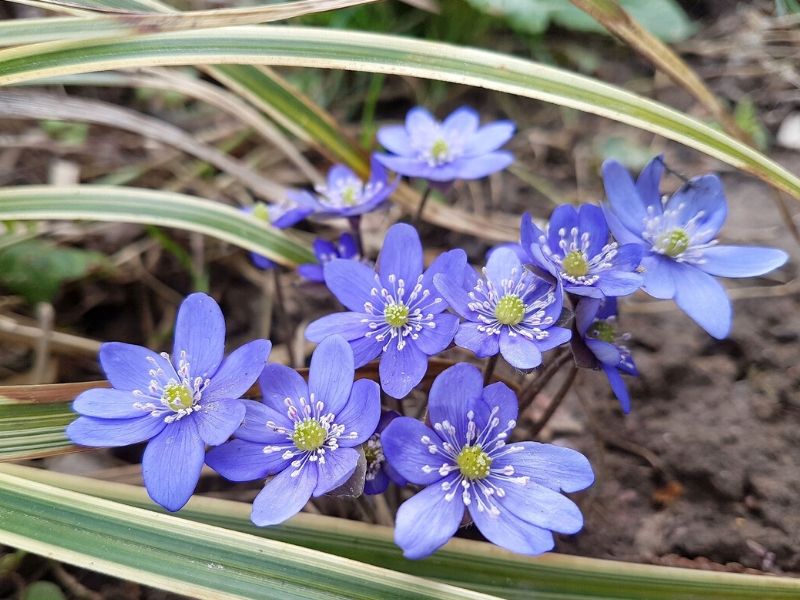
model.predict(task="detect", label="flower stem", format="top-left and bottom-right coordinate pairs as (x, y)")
top-left (413, 184), bottom-right (433, 225)
top-left (348, 216), bottom-right (364, 257)
top-left (518, 350), bottom-right (572, 409)
top-left (272, 268), bottom-right (298, 367)
top-left (529, 365), bottom-right (578, 437)
top-left (483, 354), bottom-right (499, 387)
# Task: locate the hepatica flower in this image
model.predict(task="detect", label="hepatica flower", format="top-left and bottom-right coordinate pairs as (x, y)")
top-left (306, 223), bottom-right (465, 399)
top-left (602, 157), bottom-right (788, 338)
top-left (434, 247), bottom-right (571, 370)
top-left (246, 200), bottom-right (312, 270)
top-left (297, 233), bottom-right (363, 283)
top-left (288, 157), bottom-right (397, 219)
top-left (205, 336), bottom-right (380, 526)
top-left (382, 363), bottom-right (594, 559)
top-left (375, 106), bottom-right (514, 183)
top-left (67, 293), bottom-right (271, 511)
top-left (364, 410), bottom-right (407, 495)
top-left (520, 205), bottom-right (643, 299)
top-left (574, 298), bottom-right (637, 413)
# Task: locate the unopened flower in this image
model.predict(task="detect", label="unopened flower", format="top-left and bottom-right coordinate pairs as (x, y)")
top-left (375, 106), bottom-right (514, 183)
top-left (364, 410), bottom-right (407, 495)
top-left (205, 336), bottom-right (380, 526)
top-left (306, 223), bottom-right (465, 399)
top-left (297, 233), bottom-right (364, 283)
top-left (382, 363), bottom-right (594, 559)
top-left (434, 247), bottom-right (571, 370)
top-left (245, 200), bottom-right (312, 270)
top-left (67, 293), bottom-right (271, 511)
top-left (602, 156), bottom-right (788, 338)
top-left (521, 205), bottom-right (643, 298)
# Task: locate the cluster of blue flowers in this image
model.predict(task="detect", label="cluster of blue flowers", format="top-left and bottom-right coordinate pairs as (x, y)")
top-left (67, 106), bottom-right (788, 560)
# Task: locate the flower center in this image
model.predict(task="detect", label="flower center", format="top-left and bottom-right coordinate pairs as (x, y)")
top-left (384, 303), bottom-right (410, 327)
top-left (292, 419), bottom-right (327, 451)
top-left (431, 138), bottom-right (449, 163)
top-left (588, 320), bottom-right (616, 343)
top-left (456, 445), bottom-right (492, 480)
top-left (562, 250), bottom-right (589, 277)
top-left (252, 202), bottom-right (271, 223)
top-left (161, 382), bottom-right (194, 411)
top-left (341, 185), bottom-right (359, 206)
top-left (660, 228), bottom-right (690, 257)
top-left (494, 294), bottom-right (525, 326)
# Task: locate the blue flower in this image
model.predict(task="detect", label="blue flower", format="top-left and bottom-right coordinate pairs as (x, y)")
top-left (66, 293), bottom-right (271, 511)
top-left (434, 247), bottom-right (572, 370)
top-left (375, 106), bottom-right (515, 183)
top-left (364, 410), bottom-right (408, 495)
top-left (245, 200), bottom-right (312, 270)
top-left (205, 336), bottom-right (381, 526)
top-left (288, 157), bottom-right (398, 219)
top-left (574, 298), bottom-right (637, 413)
top-left (297, 233), bottom-right (364, 283)
top-left (520, 205), bottom-right (643, 299)
top-left (306, 223), bottom-right (465, 399)
top-left (602, 157), bottom-right (788, 338)
top-left (381, 363), bottom-right (594, 559)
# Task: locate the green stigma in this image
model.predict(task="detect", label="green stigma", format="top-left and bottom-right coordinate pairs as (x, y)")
top-left (252, 202), bottom-right (271, 223)
top-left (456, 445), bottom-right (492, 480)
top-left (292, 419), bottom-right (327, 451)
top-left (562, 250), bottom-right (589, 277)
top-left (661, 228), bottom-right (690, 257)
top-left (364, 442), bottom-right (381, 464)
top-left (494, 294), bottom-right (525, 326)
top-left (162, 383), bottom-right (194, 411)
top-left (384, 303), bottom-right (410, 328)
top-left (588, 320), bottom-right (616, 344)
top-left (431, 138), bottom-right (449, 162)
top-left (341, 185), bottom-right (359, 206)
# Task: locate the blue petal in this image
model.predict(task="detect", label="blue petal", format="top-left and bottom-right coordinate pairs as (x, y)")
top-left (377, 124), bottom-right (414, 156)
top-left (464, 121), bottom-right (515, 155)
top-left (405, 106), bottom-right (437, 138)
top-left (520, 212), bottom-right (546, 258)
top-left (142, 418), bottom-right (205, 511)
top-left (202, 339), bottom-right (271, 402)
top-left (378, 223), bottom-right (423, 291)
top-left (601, 160), bottom-right (647, 236)
top-left (312, 238), bottom-right (337, 261)
top-left (635, 155), bottom-right (665, 214)
top-left (235, 399), bottom-right (293, 444)
top-left (443, 106), bottom-right (479, 137)
top-left (72, 388), bottom-right (144, 419)
top-left (420, 249), bottom-right (468, 313)
top-left (578, 204), bottom-right (609, 258)
top-left (428, 363), bottom-right (483, 441)
top-left (308, 335), bottom-right (354, 415)
top-left (250, 252), bottom-right (276, 271)
top-left (469, 499), bottom-right (554, 556)
top-left (697, 245), bottom-right (788, 278)
top-left (665, 175), bottom-right (727, 243)
top-left (641, 254), bottom-right (677, 299)
top-left (194, 398), bottom-right (246, 446)
top-left (484, 247), bottom-right (522, 290)
top-left (323, 259), bottom-right (378, 312)
top-left (372, 154), bottom-right (435, 180)
top-left (610, 243), bottom-right (644, 271)
top-left (66, 415), bottom-right (165, 447)
top-left (451, 152), bottom-right (513, 180)
top-left (495, 441), bottom-right (594, 493)
top-left (305, 312), bottom-right (371, 342)
top-left (206, 438), bottom-right (290, 481)
top-left (379, 342), bottom-right (428, 399)
top-left (495, 477), bottom-right (584, 534)
top-left (99, 342), bottom-right (175, 392)
top-left (172, 292), bottom-right (225, 379)
top-left (314, 447), bottom-right (360, 496)
top-left (381, 417), bottom-right (447, 486)
top-left (348, 335), bottom-right (384, 368)
top-left (454, 322), bottom-right (500, 358)
top-left (672, 262), bottom-right (731, 339)
top-left (546, 205), bottom-right (579, 256)
top-left (335, 379), bottom-right (381, 447)
top-left (499, 331), bottom-right (542, 370)
top-left (574, 297), bottom-right (601, 336)
top-left (433, 272), bottom-right (476, 319)
top-left (602, 365), bottom-right (631, 413)
top-left (586, 338), bottom-right (621, 366)
top-left (479, 382), bottom-right (519, 431)
top-left (536, 326), bottom-right (572, 353)
top-left (395, 477), bottom-right (465, 559)
top-left (364, 469), bottom-right (390, 495)
top-left (413, 313), bottom-right (459, 356)
top-left (327, 163), bottom-right (358, 191)
top-left (258, 364), bottom-right (308, 413)
top-left (595, 271), bottom-right (643, 297)
top-left (601, 203), bottom-right (644, 245)
top-left (297, 263), bottom-right (325, 282)
top-left (251, 463), bottom-right (317, 526)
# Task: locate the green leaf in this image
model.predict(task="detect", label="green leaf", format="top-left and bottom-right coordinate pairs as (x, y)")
top-left (0, 398), bottom-right (74, 460)
top-left (0, 186), bottom-right (315, 266)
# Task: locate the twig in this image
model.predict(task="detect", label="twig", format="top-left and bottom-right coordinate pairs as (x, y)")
top-left (260, 270), bottom-right (274, 340)
top-left (518, 350), bottom-right (572, 409)
top-left (32, 302), bottom-right (54, 385)
top-left (413, 185), bottom-right (433, 226)
top-left (48, 561), bottom-right (103, 600)
top-left (529, 364), bottom-right (578, 437)
top-left (483, 354), bottom-right (499, 387)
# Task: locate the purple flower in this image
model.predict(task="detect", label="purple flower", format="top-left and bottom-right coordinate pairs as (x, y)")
top-left (520, 205), bottom-right (643, 299)
top-left (364, 410), bottom-right (408, 495)
top-left (434, 247), bottom-right (572, 370)
top-left (574, 298), bottom-right (637, 413)
top-left (382, 363), bottom-right (594, 559)
top-left (375, 106), bottom-right (514, 183)
top-left (305, 223), bottom-right (465, 399)
top-left (288, 157), bottom-right (397, 219)
top-left (205, 336), bottom-right (380, 526)
top-left (602, 157), bottom-right (788, 338)
top-left (246, 200), bottom-right (313, 270)
top-left (66, 293), bottom-right (271, 511)
top-left (297, 233), bottom-right (364, 283)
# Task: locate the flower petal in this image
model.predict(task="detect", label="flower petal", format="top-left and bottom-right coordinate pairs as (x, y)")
top-left (72, 388), bottom-right (144, 419)
top-left (454, 323), bottom-right (500, 358)
top-left (495, 478), bottom-right (584, 534)
top-left (450, 152), bottom-right (513, 180)
top-left (547, 205), bottom-right (580, 255)
top-left (381, 416), bottom-right (445, 486)
top-left (672, 263), bottom-right (731, 339)
top-left (251, 463), bottom-right (318, 526)
top-left (349, 335), bottom-right (384, 368)
top-left (308, 335), bottom-right (354, 415)
top-left (66, 415), bottom-right (165, 447)
top-left (496, 441), bottom-right (594, 493)
top-left (379, 342), bottom-right (428, 399)
top-left (305, 312), bottom-right (371, 343)
top-left (413, 313), bottom-right (459, 356)
top-left (378, 223), bottom-right (423, 291)
top-left (464, 121), bottom-right (515, 155)
top-left (611, 242), bottom-right (644, 272)
top-left (443, 106), bottom-right (479, 138)
top-left (297, 263), bottom-right (325, 282)
top-left (595, 271), bottom-right (643, 297)
top-left (395, 477), bottom-right (464, 559)
top-left (586, 338), bottom-right (622, 366)
top-left (428, 363), bottom-right (483, 441)
top-left (405, 106), bottom-right (437, 138)
top-left (202, 340), bottom-right (271, 402)
top-left (479, 382), bottom-right (519, 434)
top-left (377, 124), bottom-right (414, 156)
top-left (602, 364), bottom-right (631, 413)
top-left (314, 447), bottom-right (360, 496)
top-left (420, 249), bottom-right (468, 313)
top-left (206, 438), bottom-right (290, 481)
top-left (327, 163), bottom-right (358, 190)
top-left (665, 175), bottom-right (727, 243)
top-left (194, 398), bottom-right (246, 446)
top-left (323, 259), bottom-right (378, 312)
top-left (258, 364), bottom-right (308, 413)
top-left (520, 212), bottom-right (546, 258)
top-left (578, 204), bottom-right (610, 258)
top-left (697, 245), bottom-right (788, 278)
top-left (484, 247), bottom-right (521, 289)
top-left (574, 297), bottom-right (601, 336)
top-left (172, 292), bottom-right (225, 379)
top-left (142, 418), bottom-right (205, 511)
top-left (601, 160), bottom-right (648, 236)
top-left (335, 379), bottom-right (381, 447)
top-left (535, 326), bottom-right (572, 353)
top-left (635, 155), bottom-right (665, 214)
top-left (364, 469), bottom-right (390, 495)
top-left (99, 342), bottom-right (175, 392)
top-left (235, 399), bottom-right (292, 444)
top-left (372, 154), bottom-right (435, 180)
top-left (499, 331), bottom-right (542, 370)
top-left (601, 203), bottom-right (644, 245)
top-left (641, 254), bottom-right (677, 299)
top-left (433, 272), bottom-right (475, 319)
top-left (469, 499), bottom-right (555, 556)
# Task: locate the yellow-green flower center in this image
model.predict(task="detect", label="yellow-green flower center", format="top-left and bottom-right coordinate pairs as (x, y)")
top-left (456, 445), bottom-right (492, 480)
top-left (162, 382), bottom-right (194, 411)
top-left (341, 185), bottom-right (359, 206)
top-left (562, 250), bottom-right (589, 277)
top-left (588, 320), bottom-right (616, 343)
top-left (384, 303), bottom-right (410, 328)
top-left (364, 441), bottom-right (381, 464)
top-left (661, 228), bottom-right (690, 257)
top-left (431, 138), bottom-right (449, 162)
top-left (292, 419), bottom-right (327, 451)
top-left (252, 202), bottom-right (271, 223)
top-left (494, 294), bottom-right (525, 326)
